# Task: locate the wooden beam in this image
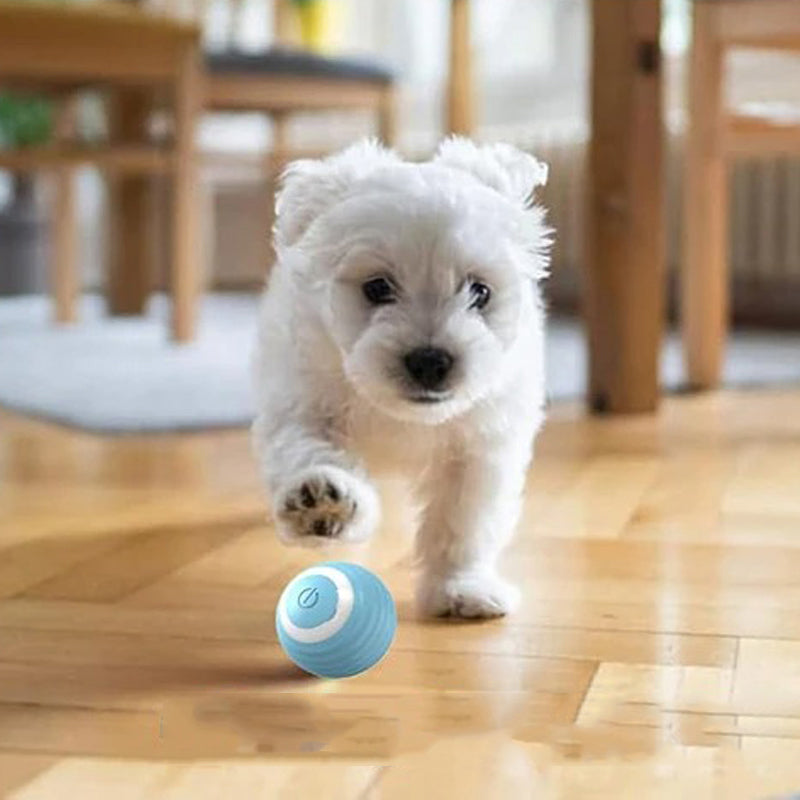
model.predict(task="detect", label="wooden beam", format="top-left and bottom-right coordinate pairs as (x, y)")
top-left (204, 74), bottom-right (386, 112)
top-left (716, 0), bottom-right (800, 44)
top-left (585, 0), bottom-right (665, 413)
top-left (0, 3), bottom-right (198, 84)
top-left (0, 147), bottom-right (172, 174)
top-left (725, 115), bottom-right (800, 156)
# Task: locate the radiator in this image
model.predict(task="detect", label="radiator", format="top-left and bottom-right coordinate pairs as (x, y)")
top-left (492, 122), bottom-right (800, 312)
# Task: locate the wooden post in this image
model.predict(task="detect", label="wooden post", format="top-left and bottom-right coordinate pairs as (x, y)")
top-left (682, 2), bottom-right (728, 389)
top-left (377, 85), bottom-right (397, 147)
top-left (445, 0), bottom-right (473, 135)
top-left (107, 89), bottom-right (152, 316)
top-left (270, 0), bottom-right (293, 194)
top-left (585, 0), bottom-right (665, 413)
top-left (271, 111), bottom-right (290, 175)
top-left (169, 44), bottom-right (201, 342)
top-left (273, 0), bottom-right (294, 46)
top-left (51, 96), bottom-right (79, 324)
top-left (52, 170), bottom-right (78, 324)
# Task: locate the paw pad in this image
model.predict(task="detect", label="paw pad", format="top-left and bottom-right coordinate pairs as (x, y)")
top-left (278, 472), bottom-right (357, 542)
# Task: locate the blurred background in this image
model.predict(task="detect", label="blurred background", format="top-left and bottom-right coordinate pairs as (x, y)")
top-left (1, 0), bottom-right (799, 432)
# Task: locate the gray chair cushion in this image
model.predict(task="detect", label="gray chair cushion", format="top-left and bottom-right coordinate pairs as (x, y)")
top-left (206, 47), bottom-right (394, 84)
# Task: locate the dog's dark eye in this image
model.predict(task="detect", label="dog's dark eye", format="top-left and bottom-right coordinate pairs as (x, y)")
top-left (469, 281), bottom-right (491, 311)
top-left (362, 276), bottom-right (396, 305)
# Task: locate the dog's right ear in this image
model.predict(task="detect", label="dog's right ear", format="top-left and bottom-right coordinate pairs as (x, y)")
top-left (275, 138), bottom-right (400, 248)
top-left (433, 137), bottom-right (548, 210)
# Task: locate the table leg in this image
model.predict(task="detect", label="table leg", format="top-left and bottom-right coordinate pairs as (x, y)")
top-left (169, 45), bottom-right (201, 342)
top-left (585, 0), bottom-right (665, 413)
top-left (107, 88), bottom-right (152, 317)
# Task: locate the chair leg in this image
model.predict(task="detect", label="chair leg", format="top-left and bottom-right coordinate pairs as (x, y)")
top-left (682, 3), bottom-right (729, 390)
top-left (52, 166), bottom-right (78, 324)
top-left (51, 97), bottom-right (79, 324)
top-left (107, 174), bottom-right (153, 316)
top-left (377, 86), bottom-right (397, 147)
top-left (170, 45), bottom-right (201, 342)
top-left (445, 0), bottom-right (473, 135)
top-left (272, 111), bottom-right (290, 174)
top-left (107, 89), bottom-right (152, 317)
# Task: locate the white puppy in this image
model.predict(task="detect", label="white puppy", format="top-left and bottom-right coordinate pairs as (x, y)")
top-left (252, 137), bottom-right (551, 619)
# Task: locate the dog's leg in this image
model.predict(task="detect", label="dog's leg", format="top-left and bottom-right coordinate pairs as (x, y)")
top-left (415, 435), bottom-right (532, 619)
top-left (253, 416), bottom-right (380, 547)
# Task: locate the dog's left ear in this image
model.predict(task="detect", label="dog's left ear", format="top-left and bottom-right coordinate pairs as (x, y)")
top-left (433, 137), bottom-right (548, 209)
top-left (275, 138), bottom-right (400, 248)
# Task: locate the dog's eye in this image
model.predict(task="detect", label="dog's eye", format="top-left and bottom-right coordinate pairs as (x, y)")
top-left (362, 277), bottom-right (396, 305)
top-left (468, 281), bottom-right (491, 311)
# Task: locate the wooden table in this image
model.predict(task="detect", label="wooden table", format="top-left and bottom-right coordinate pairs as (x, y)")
top-left (585, 0), bottom-right (665, 413)
top-left (0, 1), bottom-right (201, 341)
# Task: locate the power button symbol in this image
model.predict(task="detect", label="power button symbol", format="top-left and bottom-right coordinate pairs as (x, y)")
top-left (298, 587), bottom-right (320, 609)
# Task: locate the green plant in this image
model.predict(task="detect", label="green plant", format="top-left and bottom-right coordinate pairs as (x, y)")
top-left (0, 93), bottom-right (53, 149)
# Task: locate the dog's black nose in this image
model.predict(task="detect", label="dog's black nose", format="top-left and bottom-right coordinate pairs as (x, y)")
top-left (403, 347), bottom-right (454, 391)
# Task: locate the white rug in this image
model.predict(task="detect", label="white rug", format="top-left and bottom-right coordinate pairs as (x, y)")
top-left (0, 294), bottom-right (256, 432)
top-left (1, 292), bottom-right (799, 433)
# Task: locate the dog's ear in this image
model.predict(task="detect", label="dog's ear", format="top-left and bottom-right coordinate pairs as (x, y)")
top-left (433, 137), bottom-right (548, 209)
top-left (275, 138), bottom-right (400, 247)
top-left (437, 138), bottom-right (552, 280)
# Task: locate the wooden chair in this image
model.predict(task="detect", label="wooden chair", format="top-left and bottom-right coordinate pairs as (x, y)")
top-left (142, 0), bottom-right (397, 161)
top-left (206, 3), bottom-right (395, 150)
top-left (0, 1), bottom-right (202, 340)
top-left (100, 0), bottom-right (397, 324)
top-left (683, 0), bottom-right (800, 388)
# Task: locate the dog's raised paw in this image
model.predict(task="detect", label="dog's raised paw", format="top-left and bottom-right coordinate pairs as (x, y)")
top-left (417, 571), bottom-right (520, 620)
top-left (275, 466), bottom-right (379, 546)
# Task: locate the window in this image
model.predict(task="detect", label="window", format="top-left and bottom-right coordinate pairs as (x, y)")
top-left (662, 0), bottom-right (690, 56)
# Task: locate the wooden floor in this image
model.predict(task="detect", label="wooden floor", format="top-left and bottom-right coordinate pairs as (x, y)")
top-left (2, 390), bottom-right (800, 798)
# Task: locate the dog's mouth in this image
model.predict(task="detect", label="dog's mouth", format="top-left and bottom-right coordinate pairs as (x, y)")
top-left (406, 392), bottom-right (451, 405)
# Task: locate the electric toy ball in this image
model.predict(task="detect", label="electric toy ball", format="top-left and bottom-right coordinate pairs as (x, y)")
top-left (275, 561), bottom-right (397, 679)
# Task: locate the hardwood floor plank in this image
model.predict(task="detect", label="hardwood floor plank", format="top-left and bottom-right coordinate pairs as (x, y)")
top-left (7, 759), bottom-right (175, 800)
top-left (19, 522), bottom-right (247, 602)
top-left (0, 753), bottom-right (58, 798)
top-left (522, 455), bottom-right (661, 539)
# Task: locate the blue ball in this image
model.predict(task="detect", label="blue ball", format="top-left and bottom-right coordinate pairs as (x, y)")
top-left (275, 561), bottom-right (397, 679)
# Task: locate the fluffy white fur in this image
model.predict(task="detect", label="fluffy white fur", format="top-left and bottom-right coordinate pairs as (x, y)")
top-left (252, 137), bottom-right (551, 619)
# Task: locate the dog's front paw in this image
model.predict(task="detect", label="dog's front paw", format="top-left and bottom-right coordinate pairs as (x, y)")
top-left (417, 571), bottom-right (520, 619)
top-left (274, 465), bottom-right (379, 546)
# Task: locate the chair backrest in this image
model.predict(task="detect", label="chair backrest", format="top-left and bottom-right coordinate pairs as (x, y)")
top-left (140, 0), bottom-right (294, 48)
top-left (697, 0), bottom-right (800, 50)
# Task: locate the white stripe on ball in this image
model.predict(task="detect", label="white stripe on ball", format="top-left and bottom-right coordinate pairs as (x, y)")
top-left (277, 566), bottom-right (355, 644)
